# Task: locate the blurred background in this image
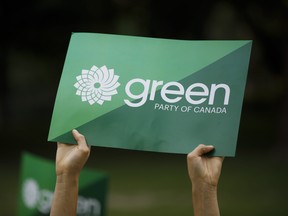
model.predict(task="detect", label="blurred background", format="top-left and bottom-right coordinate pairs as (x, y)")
top-left (1, 0), bottom-right (287, 215)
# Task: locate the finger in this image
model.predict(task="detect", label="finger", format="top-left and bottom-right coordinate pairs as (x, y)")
top-left (192, 144), bottom-right (215, 157)
top-left (72, 129), bottom-right (89, 149)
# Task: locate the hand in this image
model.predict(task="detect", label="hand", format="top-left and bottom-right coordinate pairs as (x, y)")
top-left (51, 130), bottom-right (90, 216)
top-left (55, 129), bottom-right (91, 177)
top-left (187, 144), bottom-right (224, 187)
top-left (187, 144), bottom-right (224, 216)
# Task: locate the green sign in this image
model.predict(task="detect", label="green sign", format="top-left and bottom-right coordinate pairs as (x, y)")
top-left (48, 33), bottom-right (252, 156)
top-left (17, 152), bottom-right (108, 216)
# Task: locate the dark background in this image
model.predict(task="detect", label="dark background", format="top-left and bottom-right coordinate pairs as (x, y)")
top-left (1, 0), bottom-right (287, 215)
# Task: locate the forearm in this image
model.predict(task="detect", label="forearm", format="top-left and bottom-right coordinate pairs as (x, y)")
top-left (192, 183), bottom-right (220, 216)
top-left (50, 173), bottom-right (79, 216)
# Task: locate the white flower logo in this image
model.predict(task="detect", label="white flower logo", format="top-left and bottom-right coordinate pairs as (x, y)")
top-left (22, 178), bottom-right (40, 209)
top-left (74, 65), bottom-right (120, 105)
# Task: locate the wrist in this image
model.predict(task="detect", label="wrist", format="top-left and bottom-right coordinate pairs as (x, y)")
top-left (56, 172), bottom-right (79, 185)
top-left (192, 182), bottom-right (220, 216)
top-left (51, 170), bottom-right (79, 216)
top-left (192, 181), bottom-right (218, 194)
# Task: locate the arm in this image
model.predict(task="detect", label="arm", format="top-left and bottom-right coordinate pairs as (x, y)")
top-left (187, 144), bottom-right (224, 216)
top-left (50, 129), bottom-right (90, 216)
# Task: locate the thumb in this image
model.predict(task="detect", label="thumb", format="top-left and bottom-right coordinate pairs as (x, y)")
top-left (195, 144), bottom-right (215, 156)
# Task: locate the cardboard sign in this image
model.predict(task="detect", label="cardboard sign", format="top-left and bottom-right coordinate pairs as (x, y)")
top-left (48, 33), bottom-right (252, 156)
top-left (17, 152), bottom-right (108, 216)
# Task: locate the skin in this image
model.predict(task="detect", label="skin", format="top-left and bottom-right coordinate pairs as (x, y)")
top-left (187, 144), bottom-right (224, 216)
top-left (50, 131), bottom-right (224, 216)
top-left (50, 129), bottom-right (90, 216)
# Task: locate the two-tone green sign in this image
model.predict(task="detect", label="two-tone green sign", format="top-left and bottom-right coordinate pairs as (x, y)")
top-left (48, 33), bottom-right (252, 156)
top-left (17, 152), bottom-right (108, 216)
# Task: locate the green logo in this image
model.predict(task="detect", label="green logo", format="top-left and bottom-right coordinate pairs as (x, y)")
top-left (74, 65), bottom-right (120, 105)
top-left (18, 152), bottom-right (108, 216)
top-left (48, 33), bottom-right (252, 156)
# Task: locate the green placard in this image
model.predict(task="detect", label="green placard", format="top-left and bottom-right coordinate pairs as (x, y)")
top-left (48, 33), bottom-right (252, 156)
top-left (17, 152), bottom-right (108, 216)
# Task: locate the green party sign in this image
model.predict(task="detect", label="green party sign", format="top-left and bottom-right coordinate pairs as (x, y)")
top-left (48, 33), bottom-right (252, 156)
top-left (17, 152), bottom-right (108, 216)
